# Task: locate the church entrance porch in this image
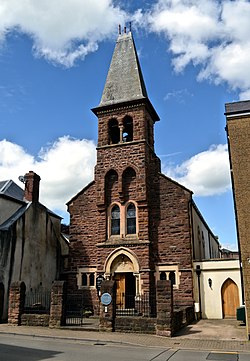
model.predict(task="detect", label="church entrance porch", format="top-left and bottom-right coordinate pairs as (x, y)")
top-left (104, 248), bottom-right (154, 316)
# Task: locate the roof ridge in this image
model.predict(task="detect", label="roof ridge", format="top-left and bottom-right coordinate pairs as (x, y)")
top-left (0, 179), bottom-right (13, 193)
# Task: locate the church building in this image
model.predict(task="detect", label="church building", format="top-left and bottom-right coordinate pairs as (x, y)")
top-left (67, 30), bottom-right (220, 316)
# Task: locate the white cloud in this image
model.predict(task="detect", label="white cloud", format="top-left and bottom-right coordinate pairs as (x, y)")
top-left (1, 139), bottom-right (232, 224)
top-left (147, 0), bottom-right (250, 98)
top-left (164, 88), bottom-right (193, 103)
top-left (0, 0), bottom-right (127, 67)
top-left (162, 144), bottom-right (231, 196)
top-left (0, 137), bottom-right (96, 221)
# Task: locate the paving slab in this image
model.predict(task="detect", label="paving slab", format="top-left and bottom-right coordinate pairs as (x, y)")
top-left (0, 319), bottom-right (249, 353)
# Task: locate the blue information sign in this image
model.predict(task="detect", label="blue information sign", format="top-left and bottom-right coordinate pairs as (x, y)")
top-left (101, 292), bottom-right (112, 306)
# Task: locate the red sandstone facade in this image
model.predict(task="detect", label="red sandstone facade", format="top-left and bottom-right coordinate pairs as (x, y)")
top-left (67, 31), bottom-right (220, 315)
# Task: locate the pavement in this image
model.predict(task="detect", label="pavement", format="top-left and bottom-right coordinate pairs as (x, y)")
top-left (0, 319), bottom-right (249, 353)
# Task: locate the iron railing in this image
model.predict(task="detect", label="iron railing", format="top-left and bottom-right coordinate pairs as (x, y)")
top-left (24, 288), bottom-right (51, 314)
top-left (116, 293), bottom-right (156, 317)
top-left (65, 293), bottom-right (85, 326)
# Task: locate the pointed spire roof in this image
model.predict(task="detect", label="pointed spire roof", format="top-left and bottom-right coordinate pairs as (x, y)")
top-left (93, 31), bottom-right (159, 121)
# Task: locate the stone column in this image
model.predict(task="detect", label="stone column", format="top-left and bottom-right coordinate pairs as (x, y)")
top-left (99, 280), bottom-right (116, 332)
top-left (8, 282), bottom-right (26, 325)
top-left (156, 280), bottom-right (173, 337)
top-left (49, 281), bottom-right (66, 328)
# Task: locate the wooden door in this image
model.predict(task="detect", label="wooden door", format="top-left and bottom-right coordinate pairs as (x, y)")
top-left (221, 279), bottom-right (240, 318)
top-left (115, 274), bottom-right (125, 308)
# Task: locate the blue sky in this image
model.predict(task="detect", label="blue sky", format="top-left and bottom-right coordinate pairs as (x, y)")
top-left (1, 0), bottom-right (250, 251)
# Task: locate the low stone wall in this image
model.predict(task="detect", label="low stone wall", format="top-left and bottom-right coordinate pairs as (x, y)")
top-left (8, 280), bottom-right (194, 336)
top-left (21, 314), bottom-right (49, 327)
top-left (172, 306), bottom-right (195, 334)
top-left (115, 317), bottom-right (156, 334)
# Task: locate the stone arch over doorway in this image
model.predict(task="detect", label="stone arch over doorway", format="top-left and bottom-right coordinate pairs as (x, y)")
top-left (221, 278), bottom-right (240, 318)
top-left (104, 248), bottom-right (140, 310)
top-left (104, 247), bottom-right (139, 275)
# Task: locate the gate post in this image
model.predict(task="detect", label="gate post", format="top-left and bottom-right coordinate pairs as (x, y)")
top-left (49, 281), bottom-right (66, 328)
top-left (8, 282), bottom-right (26, 325)
top-left (99, 280), bottom-right (116, 332)
top-left (156, 280), bottom-right (173, 337)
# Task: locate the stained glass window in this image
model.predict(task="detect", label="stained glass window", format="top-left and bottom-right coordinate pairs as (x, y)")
top-left (126, 203), bottom-right (136, 234)
top-left (111, 204), bottom-right (120, 235)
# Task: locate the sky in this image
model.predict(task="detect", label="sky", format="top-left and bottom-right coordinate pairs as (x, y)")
top-left (1, 0), bottom-right (249, 251)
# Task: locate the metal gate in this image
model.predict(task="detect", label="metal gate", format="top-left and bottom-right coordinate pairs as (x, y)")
top-left (65, 293), bottom-right (84, 326)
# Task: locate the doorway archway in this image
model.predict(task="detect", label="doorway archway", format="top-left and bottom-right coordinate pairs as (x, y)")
top-left (221, 278), bottom-right (240, 318)
top-left (104, 248), bottom-right (140, 310)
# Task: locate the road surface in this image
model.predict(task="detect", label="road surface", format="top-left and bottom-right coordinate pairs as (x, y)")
top-left (0, 333), bottom-right (249, 361)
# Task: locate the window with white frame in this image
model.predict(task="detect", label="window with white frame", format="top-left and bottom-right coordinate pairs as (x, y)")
top-left (77, 267), bottom-right (97, 289)
top-left (111, 204), bottom-right (120, 235)
top-left (108, 201), bottom-right (138, 239)
top-left (126, 203), bottom-right (136, 234)
top-left (156, 265), bottom-right (180, 288)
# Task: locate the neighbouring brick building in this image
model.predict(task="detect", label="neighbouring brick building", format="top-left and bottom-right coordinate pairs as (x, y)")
top-left (225, 101), bottom-right (250, 338)
top-left (67, 31), bottom-right (221, 318)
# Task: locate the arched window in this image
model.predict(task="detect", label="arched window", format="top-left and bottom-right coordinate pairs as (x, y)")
top-left (111, 204), bottom-right (120, 235)
top-left (105, 169), bottom-right (118, 205)
top-left (122, 116), bottom-right (133, 142)
top-left (108, 118), bottom-right (120, 144)
top-left (122, 167), bottom-right (136, 202)
top-left (126, 203), bottom-right (136, 234)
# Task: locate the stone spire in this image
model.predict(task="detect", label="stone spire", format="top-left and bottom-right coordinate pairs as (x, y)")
top-left (92, 30), bottom-right (159, 121)
top-left (98, 31), bottom-right (148, 107)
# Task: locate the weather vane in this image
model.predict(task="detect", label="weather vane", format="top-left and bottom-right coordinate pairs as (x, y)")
top-left (118, 22), bottom-right (132, 35)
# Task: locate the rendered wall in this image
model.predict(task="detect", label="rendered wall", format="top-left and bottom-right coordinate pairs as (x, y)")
top-left (193, 259), bottom-right (242, 319)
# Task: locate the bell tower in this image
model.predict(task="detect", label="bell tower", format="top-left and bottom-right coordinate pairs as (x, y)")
top-left (68, 29), bottom-right (195, 311)
top-left (92, 31), bottom-right (161, 245)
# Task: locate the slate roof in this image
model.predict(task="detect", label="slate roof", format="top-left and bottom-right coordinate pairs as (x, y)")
top-left (0, 180), bottom-right (24, 202)
top-left (92, 31), bottom-right (159, 121)
top-left (225, 100), bottom-right (250, 115)
top-left (0, 179), bottom-right (62, 231)
top-left (0, 203), bottom-right (30, 231)
top-left (98, 31), bottom-right (148, 107)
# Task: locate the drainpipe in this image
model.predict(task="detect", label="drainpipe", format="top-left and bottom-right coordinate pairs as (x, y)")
top-left (196, 265), bottom-right (202, 319)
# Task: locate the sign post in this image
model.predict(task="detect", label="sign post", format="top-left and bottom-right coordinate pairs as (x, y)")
top-left (96, 275), bottom-right (105, 298)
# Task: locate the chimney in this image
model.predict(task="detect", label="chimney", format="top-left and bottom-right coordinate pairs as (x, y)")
top-left (24, 171), bottom-right (41, 203)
